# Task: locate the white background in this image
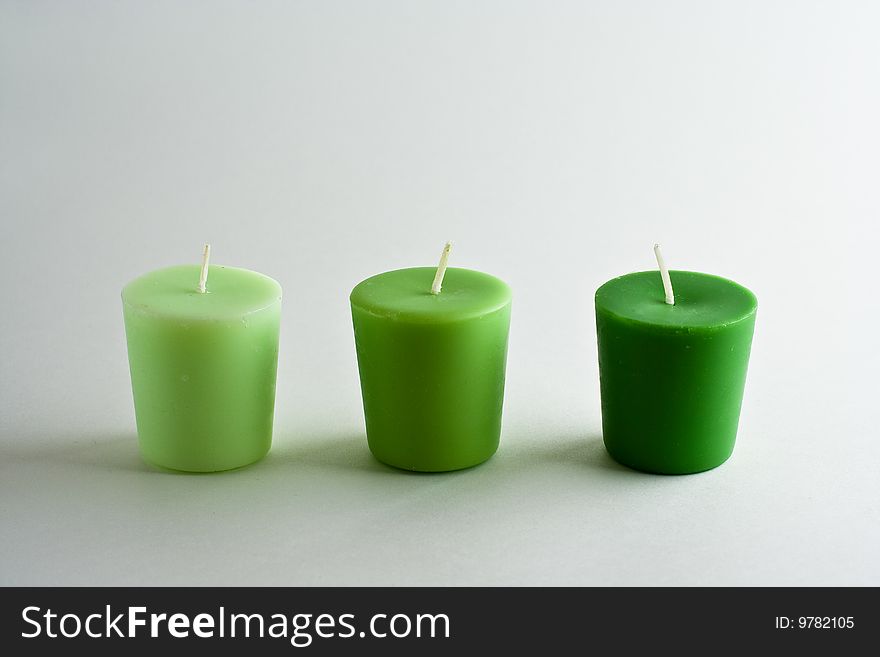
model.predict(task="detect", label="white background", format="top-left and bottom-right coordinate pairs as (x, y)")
top-left (1, 1), bottom-right (877, 586)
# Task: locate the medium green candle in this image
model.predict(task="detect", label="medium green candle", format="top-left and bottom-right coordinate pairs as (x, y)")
top-left (350, 243), bottom-right (512, 472)
top-left (595, 246), bottom-right (757, 474)
top-left (122, 246), bottom-right (282, 472)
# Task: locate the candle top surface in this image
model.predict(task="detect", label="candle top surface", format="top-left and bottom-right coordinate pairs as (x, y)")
top-left (351, 267), bottom-right (511, 322)
top-left (122, 265), bottom-right (282, 321)
top-left (595, 270), bottom-right (756, 330)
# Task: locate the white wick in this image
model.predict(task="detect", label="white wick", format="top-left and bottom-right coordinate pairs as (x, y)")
top-left (653, 243), bottom-right (675, 305)
top-left (430, 241), bottom-right (453, 295)
top-left (198, 243), bottom-right (211, 293)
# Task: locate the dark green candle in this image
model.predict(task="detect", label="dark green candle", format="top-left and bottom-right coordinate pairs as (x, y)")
top-left (350, 247), bottom-right (512, 472)
top-left (595, 259), bottom-right (757, 474)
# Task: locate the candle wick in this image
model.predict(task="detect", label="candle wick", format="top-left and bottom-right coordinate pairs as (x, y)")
top-left (198, 243), bottom-right (211, 293)
top-left (653, 243), bottom-right (675, 305)
top-left (431, 241), bottom-right (453, 295)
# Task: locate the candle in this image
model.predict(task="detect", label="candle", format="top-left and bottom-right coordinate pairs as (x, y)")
top-left (595, 246), bottom-right (757, 474)
top-left (122, 246), bottom-right (282, 472)
top-left (350, 243), bottom-right (512, 471)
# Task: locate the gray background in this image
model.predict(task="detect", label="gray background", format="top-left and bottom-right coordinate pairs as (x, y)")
top-left (1, 1), bottom-right (877, 585)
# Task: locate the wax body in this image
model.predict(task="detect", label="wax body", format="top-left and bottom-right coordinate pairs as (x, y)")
top-left (122, 265), bottom-right (282, 472)
top-left (595, 271), bottom-right (756, 474)
top-left (351, 267), bottom-right (511, 472)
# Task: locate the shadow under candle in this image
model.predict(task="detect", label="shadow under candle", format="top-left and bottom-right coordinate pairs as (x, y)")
top-left (2, 433), bottom-right (156, 474)
top-left (2, 429), bottom-right (656, 478)
top-left (494, 432), bottom-right (650, 476)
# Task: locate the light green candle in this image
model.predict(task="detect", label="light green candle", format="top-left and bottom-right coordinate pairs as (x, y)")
top-left (122, 246), bottom-right (282, 472)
